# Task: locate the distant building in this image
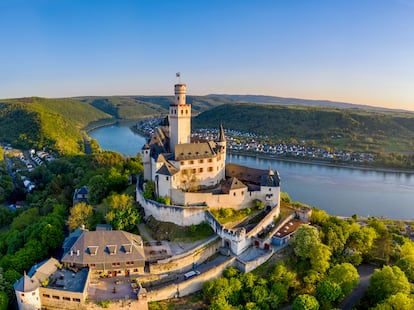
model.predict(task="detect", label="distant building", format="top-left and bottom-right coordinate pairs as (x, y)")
top-left (73, 186), bottom-right (89, 205)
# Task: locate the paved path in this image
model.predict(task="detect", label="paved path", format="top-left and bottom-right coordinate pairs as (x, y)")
top-left (339, 264), bottom-right (377, 310)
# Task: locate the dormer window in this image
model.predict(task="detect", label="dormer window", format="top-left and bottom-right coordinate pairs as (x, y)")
top-left (106, 245), bottom-right (117, 255)
top-left (122, 244), bottom-right (133, 254)
top-left (88, 246), bottom-right (99, 256)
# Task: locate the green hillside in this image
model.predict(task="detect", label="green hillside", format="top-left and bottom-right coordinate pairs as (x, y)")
top-left (82, 95), bottom-right (228, 119)
top-left (0, 97), bottom-right (111, 154)
top-left (194, 103), bottom-right (414, 152)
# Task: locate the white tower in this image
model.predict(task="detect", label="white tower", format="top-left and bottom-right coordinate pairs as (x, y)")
top-left (169, 84), bottom-right (191, 154)
top-left (141, 143), bottom-right (151, 181)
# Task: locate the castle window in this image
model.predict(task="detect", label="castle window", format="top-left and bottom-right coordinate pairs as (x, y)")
top-left (32, 292), bottom-right (36, 296)
top-left (63, 297), bottom-right (71, 301)
top-left (166, 176), bottom-right (169, 181)
top-left (199, 159), bottom-right (203, 163)
top-left (208, 158), bottom-right (213, 163)
top-left (242, 191), bottom-right (244, 195)
top-left (199, 168), bottom-right (203, 172)
top-left (177, 96), bottom-right (179, 100)
top-left (189, 160), bottom-right (194, 164)
top-left (73, 298), bottom-right (81, 302)
top-left (192, 169), bottom-right (196, 173)
top-left (208, 167), bottom-right (213, 172)
top-left (21, 294), bottom-right (24, 297)
top-left (180, 161), bottom-right (184, 165)
top-left (269, 188), bottom-right (272, 192)
top-left (181, 110), bottom-right (183, 115)
top-left (186, 110), bottom-right (188, 114)
top-left (233, 192), bottom-right (236, 196)
top-left (89, 263), bottom-right (96, 267)
top-left (43, 294), bottom-right (50, 298)
top-left (53, 296), bottom-right (60, 300)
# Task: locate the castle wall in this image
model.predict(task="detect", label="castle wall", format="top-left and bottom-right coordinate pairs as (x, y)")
top-left (205, 211), bottom-right (251, 255)
top-left (136, 189), bottom-right (206, 226)
top-left (246, 203), bottom-right (280, 238)
top-left (234, 250), bottom-right (274, 273)
top-left (146, 256), bottom-right (236, 302)
top-left (149, 236), bottom-right (220, 274)
top-left (170, 187), bottom-right (279, 211)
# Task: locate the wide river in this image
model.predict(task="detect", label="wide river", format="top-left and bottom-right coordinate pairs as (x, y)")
top-left (89, 124), bottom-right (414, 220)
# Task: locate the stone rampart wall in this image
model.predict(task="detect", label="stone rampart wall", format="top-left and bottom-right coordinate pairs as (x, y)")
top-left (246, 205), bottom-right (280, 238)
top-left (235, 250), bottom-right (274, 273)
top-left (137, 189), bottom-right (206, 226)
top-left (150, 236), bottom-right (221, 274)
top-left (146, 256), bottom-right (237, 302)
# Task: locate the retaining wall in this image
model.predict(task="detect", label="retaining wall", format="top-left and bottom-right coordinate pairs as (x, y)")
top-left (137, 189), bottom-right (206, 226)
top-left (150, 236), bottom-right (221, 274)
top-left (146, 256), bottom-right (237, 302)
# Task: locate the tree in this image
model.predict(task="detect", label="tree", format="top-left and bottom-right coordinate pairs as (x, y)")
top-left (292, 225), bottom-right (321, 258)
top-left (292, 225), bottom-right (331, 273)
top-left (292, 294), bottom-right (320, 310)
top-left (373, 292), bottom-right (414, 310)
top-left (104, 193), bottom-right (140, 231)
top-left (327, 263), bottom-right (359, 296)
top-left (88, 174), bottom-right (108, 204)
top-left (396, 240), bottom-right (414, 282)
top-left (366, 265), bottom-right (411, 305)
top-left (68, 202), bottom-right (93, 231)
top-left (316, 279), bottom-right (342, 307)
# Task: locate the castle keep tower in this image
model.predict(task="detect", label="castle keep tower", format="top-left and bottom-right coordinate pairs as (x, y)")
top-left (169, 84), bottom-right (191, 153)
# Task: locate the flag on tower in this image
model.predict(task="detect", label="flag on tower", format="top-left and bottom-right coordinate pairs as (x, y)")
top-left (176, 72), bottom-right (180, 77)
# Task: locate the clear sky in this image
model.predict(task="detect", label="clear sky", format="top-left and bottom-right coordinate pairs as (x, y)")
top-left (1, 0), bottom-right (414, 110)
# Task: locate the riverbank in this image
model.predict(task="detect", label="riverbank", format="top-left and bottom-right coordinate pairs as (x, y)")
top-left (228, 150), bottom-right (414, 174)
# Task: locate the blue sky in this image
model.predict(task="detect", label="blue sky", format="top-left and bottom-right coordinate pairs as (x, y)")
top-left (1, 0), bottom-right (414, 110)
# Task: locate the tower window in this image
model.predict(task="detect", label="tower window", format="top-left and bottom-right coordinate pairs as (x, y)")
top-left (186, 110), bottom-right (188, 114)
top-left (181, 110), bottom-right (183, 115)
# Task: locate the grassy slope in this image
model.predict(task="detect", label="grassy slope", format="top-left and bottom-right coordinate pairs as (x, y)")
top-left (193, 103), bottom-right (414, 152)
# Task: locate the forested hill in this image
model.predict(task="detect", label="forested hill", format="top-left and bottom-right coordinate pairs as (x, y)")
top-left (207, 94), bottom-right (410, 112)
top-left (78, 95), bottom-right (230, 118)
top-left (0, 97), bottom-right (111, 154)
top-left (193, 103), bottom-right (414, 152)
top-left (0, 95), bottom-right (227, 154)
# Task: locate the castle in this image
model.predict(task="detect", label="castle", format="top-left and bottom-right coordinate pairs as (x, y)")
top-left (139, 81), bottom-right (282, 254)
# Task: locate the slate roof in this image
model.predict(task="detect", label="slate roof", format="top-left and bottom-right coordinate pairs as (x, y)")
top-left (260, 169), bottom-right (280, 187)
top-left (217, 123), bottom-right (226, 143)
top-left (156, 154), bottom-right (179, 176)
top-left (61, 230), bottom-right (145, 266)
top-left (14, 273), bottom-right (39, 292)
top-left (174, 142), bottom-right (217, 160)
top-left (226, 163), bottom-right (269, 185)
top-left (28, 257), bottom-right (60, 283)
top-left (222, 177), bottom-right (247, 194)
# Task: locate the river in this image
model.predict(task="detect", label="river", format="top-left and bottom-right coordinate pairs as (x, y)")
top-left (89, 124), bottom-right (414, 220)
